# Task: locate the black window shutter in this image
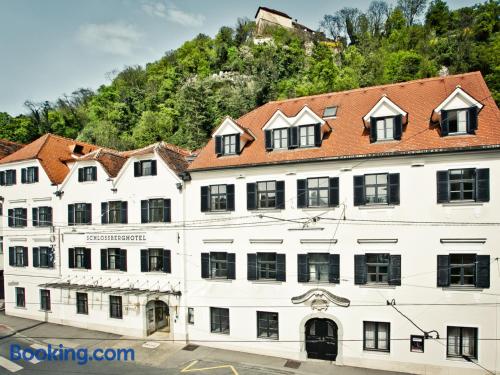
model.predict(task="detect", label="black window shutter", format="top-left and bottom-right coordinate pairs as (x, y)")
top-left (23, 247), bottom-right (28, 266)
top-left (163, 199), bottom-right (171, 222)
top-left (235, 135), bottom-right (241, 154)
top-left (141, 200), bottom-right (148, 223)
top-left (121, 201), bottom-right (128, 224)
top-left (33, 247), bottom-right (39, 268)
top-left (34, 167), bottom-right (39, 182)
top-left (247, 183), bottom-right (257, 210)
top-left (276, 254), bottom-right (286, 281)
top-left (475, 255), bottom-right (490, 288)
top-left (21, 168), bottom-right (27, 183)
top-left (353, 175), bottom-right (365, 206)
top-left (91, 166), bottom-right (97, 181)
top-left (388, 255), bottom-right (401, 286)
top-left (48, 248), bottom-right (54, 268)
top-left (329, 254), bottom-right (340, 283)
top-left (78, 168), bottom-right (84, 182)
top-left (436, 171), bottom-right (450, 203)
top-left (265, 130), bottom-right (273, 150)
top-left (162, 250), bottom-right (171, 273)
top-left (140, 249), bottom-right (148, 272)
top-left (247, 253), bottom-right (257, 280)
top-left (227, 253), bottom-right (236, 280)
top-left (101, 249), bottom-right (108, 270)
top-left (437, 255), bottom-right (450, 287)
top-left (201, 253), bottom-right (210, 278)
top-left (297, 254), bottom-right (308, 282)
top-left (201, 186), bottom-right (209, 212)
top-left (32, 207), bottom-right (39, 226)
top-left (84, 248), bottom-right (91, 269)
top-left (388, 173), bottom-right (400, 205)
top-left (12, 170), bottom-right (16, 184)
top-left (85, 204), bottom-right (92, 224)
top-left (134, 161), bottom-right (141, 177)
top-left (215, 136), bottom-right (222, 156)
top-left (440, 110), bottom-right (449, 136)
top-left (227, 184), bottom-right (235, 211)
top-left (394, 115), bottom-right (403, 140)
top-left (68, 204), bottom-right (75, 225)
top-left (47, 207), bottom-right (53, 225)
top-left (289, 127), bottom-right (298, 148)
top-left (8, 209), bottom-right (13, 227)
top-left (0, 171), bottom-right (5, 185)
top-left (101, 202), bottom-right (108, 224)
top-left (369, 118), bottom-right (377, 143)
top-left (475, 168), bottom-right (490, 202)
top-left (22, 208), bottom-right (27, 226)
top-left (151, 160), bottom-right (157, 176)
top-left (297, 179), bottom-right (307, 208)
top-left (276, 180), bottom-right (285, 209)
top-left (354, 255), bottom-right (367, 285)
top-left (467, 106), bottom-right (478, 133)
top-left (68, 248), bottom-right (75, 268)
top-left (9, 247), bottom-right (14, 266)
top-left (329, 177), bottom-right (339, 207)
top-left (120, 249), bottom-right (127, 271)
top-left (314, 123), bottom-right (322, 146)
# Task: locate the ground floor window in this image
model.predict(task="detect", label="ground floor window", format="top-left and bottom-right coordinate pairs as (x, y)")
top-left (210, 307), bottom-right (229, 334)
top-left (76, 292), bottom-right (88, 315)
top-left (40, 289), bottom-right (50, 311)
top-left (257, 311), bottom-right (279, 340)
top-left (363, 321), bottom-right (390, 352)
top-left (109, 295), bottom-right (122, 319)
top-left (15, 287), bottom-right (25, 308)
top-left (447, 326), bottom-right (478, 359)
top-left (188, 307), bottom-right (194, 324)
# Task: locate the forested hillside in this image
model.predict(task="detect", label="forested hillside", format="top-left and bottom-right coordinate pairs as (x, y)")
top-left (0, 0), bottom-right (498, 150)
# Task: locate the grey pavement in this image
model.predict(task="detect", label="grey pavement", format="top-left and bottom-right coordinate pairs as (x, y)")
top-left (0, 312), bottom-right (409, 375)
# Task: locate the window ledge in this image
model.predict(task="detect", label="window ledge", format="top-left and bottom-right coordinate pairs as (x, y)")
top-left (442, 202), bottom-right (483, 207)
top-left (358, 205), bottom-right (395, 210)
top-left (442, 287), bottom-right (483, 292)
top-left (257, 337), bottom-right (279, 341)
top-left (446, 356), bottom-right (477, 362)
top-left (38, 310), bottom-right (52, 313)
top-left (205, 278), bottom-right (233, 283)
top-left (71, 269), bottom-right (89, 272)
top-left (251, 280), bottom-right (283, 285)
top-left (203, 211), bottom-right (232, 216)
top-left (363, 350), bottom-right (390, 355)
top-left (14, 306), bottom-right (27, 310)
top-left (250, 209), bottom-right (283, 213)
top-left (359, 284), bottom-right (397, 289)
top-left (210, 331), bottom-right (230, 335)
top-left (302, 207), bottom-right (336, 212)
top-left (103, 270), bottom-right (126, 274)
top-left (299, 281), bottom-right (334, 285)
top-left (143, 271), bottom-right (169, 275)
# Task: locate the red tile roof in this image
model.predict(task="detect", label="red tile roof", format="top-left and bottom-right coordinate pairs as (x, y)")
top-left (0, 134), bottom-right (99, 184)
top-left (74, 148), bottom-right (127, 178)
top-left (188, 72), bottom-right (500, 172)
top-left (0, 139), bottom-right (23, 159)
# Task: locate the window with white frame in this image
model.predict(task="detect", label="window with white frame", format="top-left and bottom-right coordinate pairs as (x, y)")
top-left (447, 326), bottom-right (477, 359)
top-left (257, 311), bottom-right (279, 339)
top-left (223, 135), bottom-right (237, 155)
top-left (449, 169), bottom-right (475, 201)
top-left (375, 117), bottom-right (394, 140)
top-left (210, 185), bottom-right (227, 211)
top-left (257, 181), bottom-right (276, 209)
top-left (273, 128), bottom-right (288, 149)
top-left (447, 109), bottom-right (468, 134)
top-left (366, 253), bottom-right (390, 284)
top-left (365, 174), bottom-right (389, 204)
top-left (308, 253), bottom-right (330, 282)
top-left (307, 177), bottom-right (329, 207)
top-left (364, 321), bottom-right (390, 352)
top-left (299, 125), bottom-right (315, 147)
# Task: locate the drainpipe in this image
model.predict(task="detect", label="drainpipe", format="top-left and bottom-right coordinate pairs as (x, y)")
top-left (181, 175), bottom-right (189, 343)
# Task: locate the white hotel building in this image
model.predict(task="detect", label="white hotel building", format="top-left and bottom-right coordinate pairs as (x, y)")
top-left (1, 72), bottom-right (500, 374)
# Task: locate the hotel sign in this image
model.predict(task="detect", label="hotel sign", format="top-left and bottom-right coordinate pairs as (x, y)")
top-left (85, 232), bottom-right (147, 244)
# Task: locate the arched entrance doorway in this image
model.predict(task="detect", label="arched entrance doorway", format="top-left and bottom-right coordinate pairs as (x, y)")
top-left (146, 300), bottom-right (169, 336)
top-left (305, 318), bottom-right (338, 361)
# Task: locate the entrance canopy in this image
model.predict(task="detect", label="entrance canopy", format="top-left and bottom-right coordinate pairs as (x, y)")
top-left (39, 281), bottom-right (181, 297)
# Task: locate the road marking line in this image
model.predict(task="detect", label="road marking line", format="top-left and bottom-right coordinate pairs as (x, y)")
top-left (181, 360), bottom-right (239, 375)
top-left (0, 356), bottom-right (23, 373)
top-left (19, 350), bottom-right (40, 364)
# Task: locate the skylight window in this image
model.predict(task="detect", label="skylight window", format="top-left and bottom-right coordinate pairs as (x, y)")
top-left (323, 106), bottom-right (338, 118)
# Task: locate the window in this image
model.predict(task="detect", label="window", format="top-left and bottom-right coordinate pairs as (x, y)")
top-left (9, 246), bottom-right (27, 267)
top-left (223, 135), bottom-right (237, 155)
top-left (449, 169), bottom-right (475, 201)
top-left (257, 311), bottom-right (279, 340)
top-left (140, 249), bottom-right (171, 273)
top-left (134, 160), bottom-right (157, 177)
top-left (40, 289), bottom-right (51, 311)
top-left (69, 247), bottom-right (91, 270)
top-left (76, 292), bottom-right (88, 315)
top-left (0, 169), bottom-right (17, 186)
top-left (33, 206), bottom-right (52, 227)
top-left (21, 167), bottom-right (39, 184)
top-left (307, 253), bottom-right (330, 282)
top-left (33, 247), bottom-right (54, 268)
top-left (323, 106), bottom-right (338, 118)
top-left (149, 199), bottom-right (166, 222)
top-left (102, 201), bottom-right (127, 224)
top-left (104, 248), bottom-right (126, 271)
top-left (273, 128), bottom-right (288, 149)
top-left (307, 178), bottom-right (329, 207)
top-left (364, 321), bottom-right (390, 352)
top-left (449, 254), bottom-right (476, 286)
top-left (299, 125), bottom-right (315, 147)
top-left (447, 109), bottom-right (468, 134)
top-left (375, 117), bottom-right (394, 141)
top-left (257, 181), bottom-right (276, 209)
top-left (365, 174), bottom-right (388, 204)
top-left (210, 253), bottom-right (228, 278)
top-left (141, 199), bottom-right (171, 223)
top-left (447, 326), bottom-right (477, 359)
top-left (68, 203), bottom-right (92, 225)
top-left (258, 253), bottom-right (277, 280)
top-left (366, 254), bottom-right (390, 284)
top-left (201, 252), bottom-right (235, 280)
top-left (410, 335), bottom-right (424, 353)
top-left (15, 287), bottom-right (25, 308)
top-left (210, 185), bottom-right (227, 211)
top-left (248, 253), bottom-right (285, 281)
top-left (210, 307), bottom-right (229, 334)
top-left (78, 166), bottom-right (97, 182)
top-left (109, 296), bottom-right (123, 319)
top-left (0, 236), bottom-right (3, 255)
top-left (8, 208), bottom-right (27, 227)
top-left (438, 254), bottom-right (489, 288)
top-left (187, 308), bottom-right (194, 324)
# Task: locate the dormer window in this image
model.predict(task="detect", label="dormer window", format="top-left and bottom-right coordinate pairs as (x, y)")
top-left (299, 125), bottom-right (315, 147)
top-left (273, 128), bottom-right (288, 149)
top-left (223, 134), bottom-right (238, 155)
top-left (134, 160), bottom-right (157, 177)
top-left (364, 97), bottom-right (406, 143)
top-left (375, 117), bottom-right (395, 141)
top-left (441, 108), bottom-right (477, 136)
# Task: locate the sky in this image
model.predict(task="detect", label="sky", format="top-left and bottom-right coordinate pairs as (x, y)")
top-left (0, 0), bottom-right (479, 115)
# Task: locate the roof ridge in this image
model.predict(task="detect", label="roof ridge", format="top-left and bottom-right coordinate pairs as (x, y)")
top-left (267, 72), bottom-right (483, 105)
